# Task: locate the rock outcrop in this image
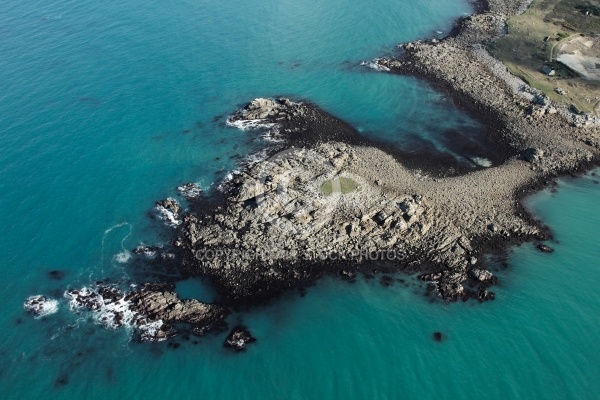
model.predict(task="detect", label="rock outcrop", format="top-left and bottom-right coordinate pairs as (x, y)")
top-left (23, 295), bottom-right (59, 318)
top-left (67, 283), bottom-right (228, 341)
top-left (224, 326), bottom-right (256, 351)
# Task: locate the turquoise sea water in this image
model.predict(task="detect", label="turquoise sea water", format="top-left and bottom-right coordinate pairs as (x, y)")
top-left (1, 0), bottom-right (599, 398)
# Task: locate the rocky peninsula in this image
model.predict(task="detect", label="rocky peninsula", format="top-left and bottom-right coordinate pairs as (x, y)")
top-left (172, 92), bottom-right (597, 308)
top-left (169, 0), bottom-right (600, 307)
top-left (26, 0), bottom-right (600, 344)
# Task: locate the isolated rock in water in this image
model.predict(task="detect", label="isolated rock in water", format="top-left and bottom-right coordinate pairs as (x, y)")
top-left (478, 290), bottom-right (496, 301)
top-left (224, 326), bottom-right (256, 351)
top-left (433, 332), bottom-right (445, 342)
top-left (132, 245), bottom-right (159, 259)
top-left (23, 295), bottom-right (59, 318)
top-left (522, 148), bottom-right (545, 163)
top-left (536, 243), bottom-right (554, 253)
top-left (192, 319), bottom-right (228, 337)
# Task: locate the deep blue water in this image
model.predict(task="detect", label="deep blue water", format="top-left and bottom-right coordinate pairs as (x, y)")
top-left (1, 0), bottom-right (599, 398)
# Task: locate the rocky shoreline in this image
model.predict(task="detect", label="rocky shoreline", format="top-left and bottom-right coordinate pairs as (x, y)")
top-left (25, 0), bottom-right (600, 346)
top-left (373, 0), bottom-right (599, 173)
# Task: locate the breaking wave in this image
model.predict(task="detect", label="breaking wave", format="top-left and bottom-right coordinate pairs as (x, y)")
top-left (360, 59), bottom-right (390, 72)
top-left (23, 295), bottom-right (59, 318)
top-left (155, 199), bottom-right (181, 227)
top-left (114, 251), bottom-right (132, 263)
top-left (226, 118), bottom-right (277, 131)
top-left (65, 286), bottom-right (169, 342)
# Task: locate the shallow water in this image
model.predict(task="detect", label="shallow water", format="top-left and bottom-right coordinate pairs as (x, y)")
top-left (1, 0), bottom-right (599, 398)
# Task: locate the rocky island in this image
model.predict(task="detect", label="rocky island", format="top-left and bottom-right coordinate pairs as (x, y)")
top-left (28, 0), bottom-right (600, 345)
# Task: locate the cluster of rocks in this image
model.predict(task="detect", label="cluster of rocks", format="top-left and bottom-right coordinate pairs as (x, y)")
top-left (224, 326), bottom-right (256, 351)
top-left (420, 267), bottom-right (497, 301)
top-left (67, 283), bottom-right (228, 341)
top-left (527, 104), bottom-right (558, 118)
top-left (176, 143), bottom-right (439, 300)
top-left (229, 97), bottom-right (368, 148)
top-left (228, 98), bottom-right (301, 122)
top-left (521, 148), bottom-right (545, 163)
top-left (23, 295), bottom-right (59, 318)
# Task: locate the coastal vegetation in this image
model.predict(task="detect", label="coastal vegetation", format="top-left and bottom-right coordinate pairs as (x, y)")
top-left (488, 0), bottom-right (600, 115)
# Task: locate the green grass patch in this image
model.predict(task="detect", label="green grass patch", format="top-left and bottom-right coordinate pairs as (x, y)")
top-left (321, 177), bottom-right (359, 196)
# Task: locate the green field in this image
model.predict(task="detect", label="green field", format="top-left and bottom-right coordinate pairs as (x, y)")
top-left (488, 0), bottom-right (600, 115)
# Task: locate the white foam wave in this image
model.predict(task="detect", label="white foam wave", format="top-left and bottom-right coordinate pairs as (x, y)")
top-left (114, 251), bottom-right (132, 263)
top-left (360, 59), bottom-right (390, 72)
top-left (65, 286), bottom-right (168, 341)
top-left (226, 118), bottom-right (277, 131)
top-left (218, 169), bottom-right (242, 192)
top-left (242, 149), bottom-right (269, 167)
top-left (156, 204), bottom-right (181, 227)
top-left (259, 126), bottom-right (284, 143)
top-left (101, 222), bottom-right (133, 271)
top-left (24, 295), bottom-right (59, 318)
top-left (138, 320), bottom-right (168, 342)
top-left (177, 183), bottom-right (202, 199)
top-left (96, 297), bottom-right (136, 329)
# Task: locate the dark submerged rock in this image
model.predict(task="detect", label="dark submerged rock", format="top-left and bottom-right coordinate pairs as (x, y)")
top-left (478, 290), bottom-right (496, 301)
top-left (54, 373), bottom-right (69, 387)
top-left (536, 243), bottom-right (555, 253)
top-left (48, 270), bottom-right (66, 280)
top-left (433, 332), bottom-right (445, 342)
top-left (192, 319), bottom-right (228, 337)
top-left (380, 275), bottom-right (394, 287)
